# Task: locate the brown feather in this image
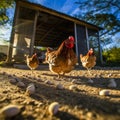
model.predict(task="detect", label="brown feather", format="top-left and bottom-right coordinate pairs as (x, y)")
top-left (45, 36), bottom-right (77, 77)
top-left (80, 49), bottom-right (96, 69)
top-left (26, 53), bottom-right (39, 70)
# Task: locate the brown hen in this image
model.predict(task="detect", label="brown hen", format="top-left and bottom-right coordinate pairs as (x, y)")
top-left (45, 36), bottom-right (78, 78)
top-left (26, 53), bottom-right (39, 73)
top-left (80, 48), bottom-right (96, 75)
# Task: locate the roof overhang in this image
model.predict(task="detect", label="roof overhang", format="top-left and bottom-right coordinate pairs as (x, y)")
top-left (17, 0), bottom-right (102, 31)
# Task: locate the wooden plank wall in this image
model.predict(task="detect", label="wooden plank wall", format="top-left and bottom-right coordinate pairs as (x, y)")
top-left (76, 24), bottom-right (88, 63)
top-left (12, 6), bottom-right (36, 62)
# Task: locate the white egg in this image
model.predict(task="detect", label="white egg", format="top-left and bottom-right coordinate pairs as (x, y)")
top-left (99, 89), bottom-right (110, 96)
top-left (48, 102), bottom-right (59, 115)
top-left (0, 105), bottom-right (20, 118)
top-left (26, 83), bottom-right (35, 95)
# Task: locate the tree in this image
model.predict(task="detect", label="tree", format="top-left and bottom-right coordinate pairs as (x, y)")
top-left (102, 47), bottom-right (120, 65)
top-left (75, 0), bottom-right (120, 45)
top-left (0, 0), bottom-right (15, 25)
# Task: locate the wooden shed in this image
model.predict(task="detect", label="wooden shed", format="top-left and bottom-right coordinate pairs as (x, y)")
top-left (7, 0), bottom-right (103, 64)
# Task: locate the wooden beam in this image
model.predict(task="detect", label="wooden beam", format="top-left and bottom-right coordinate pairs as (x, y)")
top-left (74, 23), bottom-right (79, 58)
top-left (14, 20), bottom-right (33, 29)
top-left (30, 11), bottom-right (38, 55)
top-left (85, 27), bottom-right (89, 50)
top-left (97, 31), bottom-right (103, 64)
top-left (6, 2), bottom-right (20, 62)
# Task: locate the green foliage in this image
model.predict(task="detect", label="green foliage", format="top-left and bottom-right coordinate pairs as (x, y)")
top-left (40, 47), bottom-right (46, 51)
top-left (0, 0), bottom-right (15, 24)
top-left (75, 0), bottom-right (120, 37)
top-left (102, 47), bottom-right (120, 66)
top-left (0, 0), bottom-right (14, 8)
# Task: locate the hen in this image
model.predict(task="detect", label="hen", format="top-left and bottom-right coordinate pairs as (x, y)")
top-left (26, 53), bottom-right (39, 73)
top-left (45, 36), bottom-right (77, 78)
top-left (80, 48), bottom-right (96, 75)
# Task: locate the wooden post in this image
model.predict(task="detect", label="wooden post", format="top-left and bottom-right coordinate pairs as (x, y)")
top-left (98, 31), bottom-right (103, 64)
top-left (85, 27), bottom-right (89, 50)
top-left (30, 11), bottom-right (38, 55)
top-left (74, 23), bottom-right (79, 57)
top-left (6, 2), bottom-right (19, 62)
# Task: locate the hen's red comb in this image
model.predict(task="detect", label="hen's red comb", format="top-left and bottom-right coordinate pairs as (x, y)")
top-left (69, 36), bottom-right (74, 41)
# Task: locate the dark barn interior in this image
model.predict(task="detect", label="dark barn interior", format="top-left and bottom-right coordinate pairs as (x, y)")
top-left (35, 11), bottom-right (74, 47)
top-left (18, 6), bottom-right (75, 48)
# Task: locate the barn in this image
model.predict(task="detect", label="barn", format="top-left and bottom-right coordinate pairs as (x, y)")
top-left (7, 0), bottom-right (103, 64)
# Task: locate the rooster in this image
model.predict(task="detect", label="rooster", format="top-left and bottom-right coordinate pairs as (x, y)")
top-left (26, 53), bottom-right (39, 73)
top-left (45, 36), bottom-right (77, 78)
top-left (80, 48), bottom-right (96, 76)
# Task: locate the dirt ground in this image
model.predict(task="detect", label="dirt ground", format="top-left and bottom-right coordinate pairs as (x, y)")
top-left (0, 64), bottom-right (120, 120)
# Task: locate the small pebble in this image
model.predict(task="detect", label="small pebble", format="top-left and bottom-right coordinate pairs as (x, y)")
top-left (86, 112), bottom-right (93, 118)
top-left (9, 79), bottom-right (17, 84)
top-left (56, 83), bottom-right (64, 89)
top-left (108, 73), bottom-right (112, 77)
top-left (108, 82), bottom-right (117, 88)
top-left (87, 79), bottom-right (94, 83)
top-left (108, 79), bottom-right (117, 88)
top-left (37, 102), bottom-right (43, 107)
top-left (45, 80), bottom-right (53, 85)
top-left (71, 79), bottom-right (81, 84)
top-left (17, 81), bottom-right (25, 87)
top-left (48, 102), bottom-right (59, 115)
top-left (69, 85), bottom-right (77, 90)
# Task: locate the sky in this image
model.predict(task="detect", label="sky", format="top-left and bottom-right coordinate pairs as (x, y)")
top-left (29, 0), bottom-right (80, 15)
top-left (0, 0), bottom-right (119, 48)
